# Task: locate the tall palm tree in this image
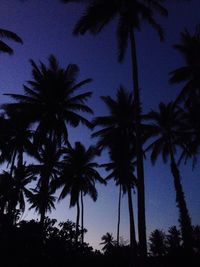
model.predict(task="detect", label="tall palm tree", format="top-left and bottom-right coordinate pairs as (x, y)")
top-left (101, 135), bottom-right (137, 250)
top-left (61, 0), bottom-right (170, 256)
top-left (3, 55), bottom-right (93, 147)
top-left (54, 141), bottom-right (105, 244)
top-left (145, 102), bottom-right (193, 252)
top-left (92, 88), bottom-right (137, 252)
top-left (0, 28), bottom-right (22, 54)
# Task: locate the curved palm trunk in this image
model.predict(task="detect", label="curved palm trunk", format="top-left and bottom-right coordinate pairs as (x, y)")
top-left (81, 190), bottom-right (84, 244)
top-left (127, 186), bottom-right (137, 260)
top-left (130, 28), bottom-right (147, 257)
top-left (169, 149), bottom-right (193, 253)
top-left (117, 184), bottom-right (122, 246)
top-left (76, 197), bottom-right (80, 244)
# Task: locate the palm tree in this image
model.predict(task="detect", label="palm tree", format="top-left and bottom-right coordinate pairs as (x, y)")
top-left (92, 88), bottom-right (137, 251)
top-left (0, 164), bottom-right (35, 225)
top-left (61, 0), bottom-right (170, 256)
top-left (101, 135), bottom-right (137, 250)
top-left (54, 141), bottom-right (105, 244)
top-left (0, 28), bottom-right (22, 54)
top-left (100, 232), bottom-right (115, 254)
top-left (27, 187), bottom-right (56, 227)
top-left (3, 55), bottom-right (93, 147)
top-left (27, 139), bottom-right (62, 227)
top-left (0, 110), bottom-right (34, 175)
top-left (145, 102), bottom-right (193, 252)
top-left (170, 26), bottom-right (200, 106)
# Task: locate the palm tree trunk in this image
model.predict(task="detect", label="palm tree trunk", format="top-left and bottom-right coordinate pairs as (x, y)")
top-left (117, 185), bottom-right (122, 246)
top-left (130, 28), bottom-right (147, 258)
top-left (81, 190), bottom-right (84, 244)
top-left (127, 186), bottom-right (137, 256)
top-left (169, 149), bottom-right (193, 253)
top-left (39, 174), bottom-right (49, 230)
top-left (76, 197), bottom-right (80, 244)
top-left (17, 146), bottom-right (23, 169)
top-left (40, 209), bottom-right (45, 227)
top-left (9, 149), bottom-right (17, 176)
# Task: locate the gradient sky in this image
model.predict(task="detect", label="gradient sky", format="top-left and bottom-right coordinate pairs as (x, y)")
top-left (0, 0), bottom-right (200, 250)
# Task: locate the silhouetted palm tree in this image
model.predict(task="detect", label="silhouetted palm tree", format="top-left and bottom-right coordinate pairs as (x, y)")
top-left (170, 26), bottom-right (200, 106)
top-left (145, 102), bottom-right (193, 252)
top-left (27, 187), bottom-right (56, 226)
top-left (54, 141), bottom-right (105, 244)
top-left (0, 164), bottom-right (34, 225)
top-left (0, 110), bottom-right (34, 175)
top-left (101, 136), bottom-right (137, 250)
top-left (27, 139), bottom-right (62, 227)
top-left (0, 28), bottom-right (22, 54)
top-left (3, 55), bottom-right (93, 147)
top-left (100, 232), bottom-right (115, 254)
top-left (61, 0), bottom-right (169, 256)
top-left (92, 88), bottom-right (137, 251)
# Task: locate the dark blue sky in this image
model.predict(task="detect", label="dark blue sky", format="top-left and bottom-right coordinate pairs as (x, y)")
top-left (0, 0), bottom-right (200, 249)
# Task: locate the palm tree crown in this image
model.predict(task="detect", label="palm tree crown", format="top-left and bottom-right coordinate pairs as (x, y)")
top-left (62, 0), bottom-right (167, 61)
top-left (3, 55), bottom-right (93, 146)
top-left (170, 26), bottom-right (200, 105)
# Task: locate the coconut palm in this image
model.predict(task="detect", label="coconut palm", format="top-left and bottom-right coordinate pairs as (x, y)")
top-left (100, 232), bottom-right (116, 254)
top-left (92, 88), bottom-right (137, 251)
top-left (0, 110), bottom-right (34, 175)
top-left (101, 134), bottom-right (137, 250)
top-left (170, 26), bottom-right (200, 106)
top-left (54, 141), bottom-right (105, 244)
top-left (0, 28), bottom-right (22, 54)
top-left (27, 187), bottom-right (56, 226)
top-left (3, 55), bottom-right (93, 147)
top-left (145, 102), bottom-right (193, 252)
top-left (27, 139), bottom-right (62, 227)
top-left (61, 0), bottom-right (170, 256)
top-left (0, 164), bottom-right (35, 225)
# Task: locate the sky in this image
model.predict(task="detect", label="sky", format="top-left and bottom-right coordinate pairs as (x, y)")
top-left (0, 0), bottom-right (200, 250)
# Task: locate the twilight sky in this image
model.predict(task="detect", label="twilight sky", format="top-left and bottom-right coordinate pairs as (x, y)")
top-left (0, 0), bottom-right (200, 250)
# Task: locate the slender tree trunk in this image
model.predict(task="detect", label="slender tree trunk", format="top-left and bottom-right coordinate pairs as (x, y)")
top-left (40, 209), bottom-right (45, 228)
top-left (169, 149), bottom-right (193, 253)
top-left (127, 186), bottom-right (137, 260)
top-left (81, 190), bottom-right (84, 245)
top-left (9, 149), bottom-right (17, 176)
top-left (76, 197), bottom-right (80, 244)
top-left (17, 146), bottom-right (23, 169)
top-left (117, 185), bottom-right (122, 246)
top-left (39, 172), bottom-right (49, 230)
top-left (130, 28), bottom-right (147, 258)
